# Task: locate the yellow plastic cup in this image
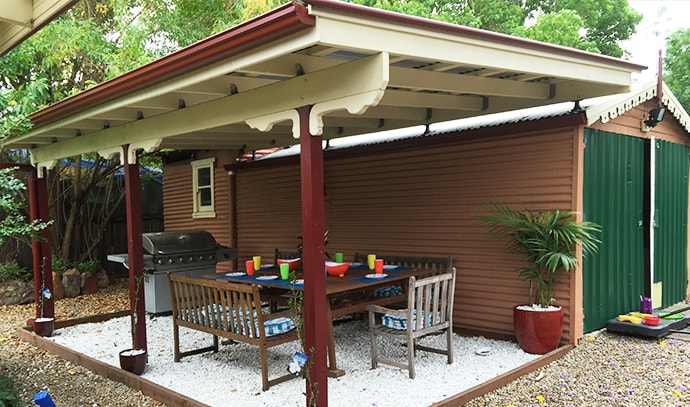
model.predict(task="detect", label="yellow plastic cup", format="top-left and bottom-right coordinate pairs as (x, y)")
top-left (367, 254), bottom-right (376, 270)
top-left (253, 256), bottom-right (261, 271)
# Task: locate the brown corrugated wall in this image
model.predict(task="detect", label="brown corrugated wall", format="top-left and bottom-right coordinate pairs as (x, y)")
top-left (233, 129), bottom-right (581, 341)
top-left (163, 151), bottom-right (238, 273)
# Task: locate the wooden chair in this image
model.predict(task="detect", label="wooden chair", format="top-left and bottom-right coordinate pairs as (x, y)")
top-left (365, 268), bottom-right (456, 379)
top-left (275, 248), bottom-right (301, 263)
top-left (353, 254), bottom-right (453, 274)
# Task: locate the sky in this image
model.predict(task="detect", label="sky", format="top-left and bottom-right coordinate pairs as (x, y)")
top-left (624, 1), bottom-right (690, 82)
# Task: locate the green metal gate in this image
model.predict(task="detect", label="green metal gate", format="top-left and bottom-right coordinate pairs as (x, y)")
top-left (583, 130), bottom-right (646, 332)
top-left (653, 139), bottom-right (688, 308)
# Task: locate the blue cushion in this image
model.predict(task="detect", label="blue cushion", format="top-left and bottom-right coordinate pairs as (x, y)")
top-left (373, 285), bottom-right (403, 298)
top-left (381, 310), bottom-right (436, 330)
top-left (201, 305), bottom-right (295, 337)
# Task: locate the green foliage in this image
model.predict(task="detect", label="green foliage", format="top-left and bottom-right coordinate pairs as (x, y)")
top-left (664, 28), bottom-right (690, 113)
top-left (77, 259), bottom-right (101, 274)
top-left (0, 261), bottom-right (31, 283)
top-left (479, 203), bottom-right (600, 308)
top-left (51, 257), bottom-right (70, 275)
top-left (513, 10), bottom-right (599, 53)
top-left (0, 374), bottom-right (24, 407)
top-left (0, 168), bottom-right (52, 246)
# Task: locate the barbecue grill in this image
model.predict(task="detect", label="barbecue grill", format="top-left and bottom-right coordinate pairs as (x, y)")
top-left (108, 230), bottom-right (237, 313)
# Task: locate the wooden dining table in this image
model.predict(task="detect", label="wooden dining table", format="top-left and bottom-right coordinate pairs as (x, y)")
top-left (212, 263), bottom-right (434, 376)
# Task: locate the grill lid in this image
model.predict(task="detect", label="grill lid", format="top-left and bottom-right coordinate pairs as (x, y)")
top-left (142, 230), bottom-right (218, 255)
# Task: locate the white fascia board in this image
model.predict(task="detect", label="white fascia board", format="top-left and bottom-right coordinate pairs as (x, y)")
top-left (19, 29), bottom-right (322, 143)
top-left (0, 0), bottom-right (32, 26)
top-left (309, 8), bottom-right (639, 89)
top-left (29, 52), bottom-right (389, 164)
top-left (661, 82), bottom-right (690, 134)
top-left (585, 80), bottom-right (657, 125)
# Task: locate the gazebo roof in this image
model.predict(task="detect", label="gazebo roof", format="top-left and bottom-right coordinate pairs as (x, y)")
top-left (4, 0), bottom-right (645, 170)
top-left (0, 0), bottom-right (79, 57)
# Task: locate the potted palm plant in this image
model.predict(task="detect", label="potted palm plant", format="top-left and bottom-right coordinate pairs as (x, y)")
top-left (479, 203), bottom-right (600, 354)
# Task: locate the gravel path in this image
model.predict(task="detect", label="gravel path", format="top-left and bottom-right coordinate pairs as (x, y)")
top-left (2, 278), bottom-right (690, 406)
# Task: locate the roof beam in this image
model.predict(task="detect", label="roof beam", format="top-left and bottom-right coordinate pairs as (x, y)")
top-left (0, 0), bottom-right (32, 26)
top-left (30, 52), bottom-right (389, 166)
top-left (389, 67), bottom-right (552, 99)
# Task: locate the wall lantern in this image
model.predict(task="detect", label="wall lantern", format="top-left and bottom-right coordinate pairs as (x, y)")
top-left (641, 107), bottom-right (666, 132)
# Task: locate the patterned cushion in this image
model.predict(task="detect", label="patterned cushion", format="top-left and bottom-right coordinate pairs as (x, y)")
top-left (373, 285), bottom-right (403, 298)
top-left (201, 305), bottom-right (295, 337)
top-left (263, 317), bottom-right (296, 336)
top-left (381, 310), bottom-right (436, 330)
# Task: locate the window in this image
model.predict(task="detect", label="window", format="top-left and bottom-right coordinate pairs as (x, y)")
top-left (192, 158), bottom-right (216, 218)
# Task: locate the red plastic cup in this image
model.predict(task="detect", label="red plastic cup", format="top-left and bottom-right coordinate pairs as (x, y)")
top-left (245, 260), bottom-right (255, 276)
top-left (375, 259), bottom-right (384, 274)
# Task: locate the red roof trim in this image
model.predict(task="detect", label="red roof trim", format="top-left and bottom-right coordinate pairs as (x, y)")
top-left (30, 2), bottom-right (314, 126)
top-left (305, 0), bottom-right (646, 71)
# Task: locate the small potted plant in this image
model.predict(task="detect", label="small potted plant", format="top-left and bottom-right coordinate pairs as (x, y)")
top-left (479, 203), bottom-right (600, 354)
top-left (118, 274), bottom-right (147, 375)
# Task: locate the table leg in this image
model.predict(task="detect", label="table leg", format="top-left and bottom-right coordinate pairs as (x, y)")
top-left (326, 305), bottom-right (345, 377)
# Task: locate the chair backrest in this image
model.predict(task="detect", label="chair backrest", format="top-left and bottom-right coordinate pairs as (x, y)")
top-left (275, 248), bottom-right (301, 263)
top-left (406, 268), bottom-right (456, 332)
top-left (353, 253), bottom-right (453, 274)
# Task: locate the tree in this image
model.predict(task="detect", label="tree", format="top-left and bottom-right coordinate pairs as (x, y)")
top-left (664, 28), bottom-right (690, 113)
top-left (0, 167), bottom-right (52, 246)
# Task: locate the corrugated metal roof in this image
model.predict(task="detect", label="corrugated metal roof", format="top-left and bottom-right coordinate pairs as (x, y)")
top-left (257, 80), bottom-right (690, 160)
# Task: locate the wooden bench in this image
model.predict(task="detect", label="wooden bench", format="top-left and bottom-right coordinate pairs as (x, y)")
top-left (167, 273), bottom-right (300, 391)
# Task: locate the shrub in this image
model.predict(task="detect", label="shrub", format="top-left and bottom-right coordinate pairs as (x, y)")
top-left (77, 259), bottom-right (100, 274)
top-left (52, 257), bottom-right (70, 275)
top-left (0, 374), bottom-right (24, 407)
top-left (0, 261), bottom-right (31, 283)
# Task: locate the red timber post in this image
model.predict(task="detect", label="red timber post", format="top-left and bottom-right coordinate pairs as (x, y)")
top-left (22, 165), bottom-right (54, 319)
top-left (123, 145), bottom-right (147, 351)
top-left (298, 105), bottom-right (329, 407)
top-left (0, 163), bottom-right (53, 319)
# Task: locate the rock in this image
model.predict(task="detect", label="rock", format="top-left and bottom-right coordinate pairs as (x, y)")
top-left (81, 273), bottom-right (99, 295)
top-left (94, 268), bottom-right (110, 288)
top-left (52, 271), bottom-right (65, 300)
top-left (62, 268), bottom-right (81, 298)
top-left (0, 279), bottom-right (34, 305)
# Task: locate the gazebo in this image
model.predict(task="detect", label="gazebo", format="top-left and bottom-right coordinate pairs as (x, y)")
top-left (5, 1), bottom-right (645, 405)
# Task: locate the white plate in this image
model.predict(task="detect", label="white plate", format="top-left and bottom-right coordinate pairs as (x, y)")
top-left (382, 265), bottom-right (398, 270)
top-left (225, 272), bottom-right (246, 277)
top-left (256, 275), bottom-right (278, 281)
top-left (364, 273), bottom-right (388, 279)
top-left (475, 348), bottom-right (492, 356)
top-left (293, 279), bottom-right (304, 285)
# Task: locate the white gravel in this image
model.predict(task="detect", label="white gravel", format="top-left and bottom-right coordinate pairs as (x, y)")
top-left (45, 315), bottom-right (539, 407)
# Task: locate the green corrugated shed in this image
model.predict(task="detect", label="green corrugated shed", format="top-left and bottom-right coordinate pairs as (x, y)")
top-left (583, 130), bottom-right (646, 332)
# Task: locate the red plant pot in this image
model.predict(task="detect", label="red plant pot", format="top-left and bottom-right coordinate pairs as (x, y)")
top-left (513, 305), bottom-right (564, 355)
top-left (32, 318), bottom-right (55, 337)
top-left (119, 349), bottom-right (147, 375)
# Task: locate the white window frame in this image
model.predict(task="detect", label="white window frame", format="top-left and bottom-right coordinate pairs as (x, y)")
top-left (191, 157), bottom-right (216, 218)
